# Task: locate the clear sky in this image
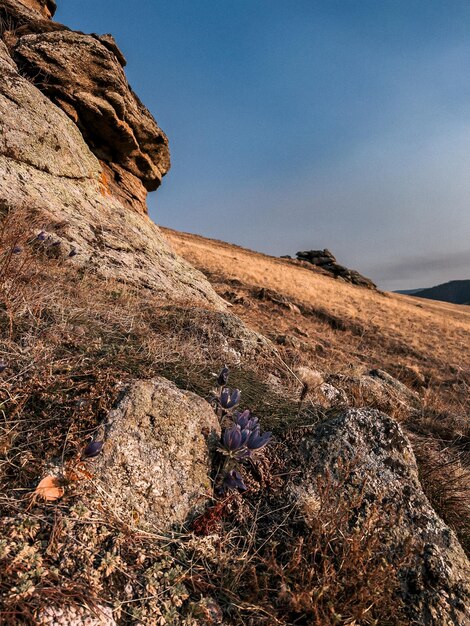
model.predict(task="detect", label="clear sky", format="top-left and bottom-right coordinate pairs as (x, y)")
top-left (56, 0), bottom-right (470, 290)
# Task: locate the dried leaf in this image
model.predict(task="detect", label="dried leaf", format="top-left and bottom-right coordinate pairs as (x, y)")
top-left (35, 476), bottom-right (64, 502)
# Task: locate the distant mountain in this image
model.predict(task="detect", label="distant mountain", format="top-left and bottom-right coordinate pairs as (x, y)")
top-left (395, 288), bottom-right (424, 295)
top-left (396, 280), bottom-right (470, 305)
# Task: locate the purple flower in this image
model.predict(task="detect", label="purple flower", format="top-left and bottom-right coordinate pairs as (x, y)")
top-left (216, 366), bottom-right (229, 387)
top-left (247, 428), bottom-right (272, 451)
top-left (221, 418), bottom-right (272, 458)
top-left (82, 441), bottom-right (104, 458)
top-left (222, 425), bottom-right (242, 451)
top-left (12, 246), bottom-right (22, 254)
top-left (233, 410), bottom-right (259, 431)
top-left (68, 247), bottom-right (78, 258)
top-left (219, 387), bottom-right (241, 410)
top-left (0, 361), bottom-right (7, 373)
top-left (221, 469), bottom-right (247, 493)
top-left (37, 231), bottom-right (47, 241)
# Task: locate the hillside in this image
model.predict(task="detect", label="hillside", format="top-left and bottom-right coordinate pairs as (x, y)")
top-left (0, 2), bottom-right (469, 625)
top-left (165, 228), bottom-right (470, 380)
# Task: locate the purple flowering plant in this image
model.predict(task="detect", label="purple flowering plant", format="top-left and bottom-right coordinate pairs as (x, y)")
top-left (212, 366), bottom-right (272, 495)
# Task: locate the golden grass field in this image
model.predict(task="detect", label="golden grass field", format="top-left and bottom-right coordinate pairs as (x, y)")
top-left (164, 227), bottom-right (470, 382)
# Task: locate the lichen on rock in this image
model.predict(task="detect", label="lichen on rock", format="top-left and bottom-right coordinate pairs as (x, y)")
top-left (13, 29), bottom-right (170, 197)
top-left (94, 377), bottom-right (220, 530)
top-left (0, 32), bottom-right (222, 305)
top-left (289, 408), bottom-right (470, 625)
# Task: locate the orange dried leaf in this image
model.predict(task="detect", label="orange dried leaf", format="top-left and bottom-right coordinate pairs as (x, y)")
top-left (35, 476), bottom-right (64, 502)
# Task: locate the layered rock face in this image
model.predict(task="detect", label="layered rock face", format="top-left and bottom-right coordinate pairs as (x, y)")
top-left (0, 0), bottom-right (222, 305)
top-left (16, 0), bottom-right (55, 18)
top-left (2, 0), bottom-right (169, 214)
top-left (0, 0), bottom-right (56, 24)
top-left (13, 31), bottom-right (170, 207)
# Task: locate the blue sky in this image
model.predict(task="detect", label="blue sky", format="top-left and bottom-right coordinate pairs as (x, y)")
top-left (56, 1), bottom-right (470, 290)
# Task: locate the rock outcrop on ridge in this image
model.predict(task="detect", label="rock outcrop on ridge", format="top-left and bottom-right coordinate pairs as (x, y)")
top-left (296, 248), bottom-right (377, 289)
top-left (0, 0), bottom-right (222, 305)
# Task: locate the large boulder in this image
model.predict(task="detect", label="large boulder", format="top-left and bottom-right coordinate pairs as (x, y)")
top-left (0, 39), bottom-right (222, 305)
top-left (94, 378), bottom-right (220, 530)
top-left (288, 408), bottom-right (470, 625)
top-left (12, 30), bottom-right (170, 201)
top-left (1, 0), bottom-right (170, 214)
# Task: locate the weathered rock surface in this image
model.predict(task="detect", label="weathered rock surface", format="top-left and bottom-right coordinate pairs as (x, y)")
top-left (295, 248), bottom-right (377, 289)
top-left (18, 0), bottom-right (55, 18)
top-left (95, 378), bottom-right (220, 530)
top-left (289, 408), bottom-right (470, 625)
top-left (1, 0), bottom-right (169, 214)
top-left (13, 30), bottom-right (170, 198)
top-left (328, 367), bottom-right (420, 414)
top-left (0, 0), bottom-right (55, 27)
top-left (160, 306), bottom-right (272, 363)
top-left (296, 366), bottom-right (349, 408)
top-left (0, 38), bottom-right (222, 305)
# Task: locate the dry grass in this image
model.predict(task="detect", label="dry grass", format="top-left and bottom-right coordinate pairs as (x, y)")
top-left (164, 227), bottom-right (470, 377)
top-left (182, 459), bottom-right (412, 626)
top-left (0, 214), bottom-right (468, 623)
top-left (0, 211), bottom-right (319, 623)
top-left (164, 227), bottom-right (470, 556)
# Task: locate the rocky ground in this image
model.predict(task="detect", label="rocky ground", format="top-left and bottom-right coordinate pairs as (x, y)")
top-left (0, 2), bottom-right (469, 625)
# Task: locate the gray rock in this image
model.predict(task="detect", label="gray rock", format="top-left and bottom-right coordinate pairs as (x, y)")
top-left (368, 367), bottom-right (420, 404)
top-left (0, 40), bottom-right (223, 306)
top-left (13, 30), bottom-right (169, 194)
top-left (161, 306), bottom-right (272, 362)
top-left (95, 377), bottom-right (220, 530)
top-left (290, 408), bottom-right (470, 625)
top-left (327, 368), bottom-right (420, 414)
top-left (319, 381), bottom-right (348, 405)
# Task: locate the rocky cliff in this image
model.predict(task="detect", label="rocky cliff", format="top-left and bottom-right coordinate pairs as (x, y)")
top-left (0, 0), bottom-right (220, 303)
top-left (0, 2), bottom-right (469, 625)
